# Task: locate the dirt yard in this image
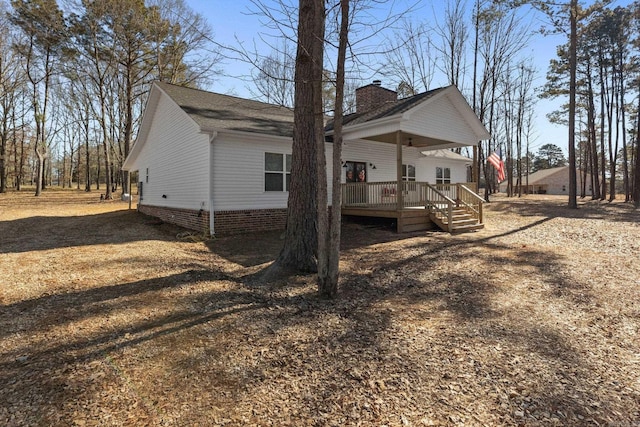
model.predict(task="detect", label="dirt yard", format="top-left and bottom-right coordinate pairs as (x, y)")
top-left (0, 189), bottom-right (638, 426)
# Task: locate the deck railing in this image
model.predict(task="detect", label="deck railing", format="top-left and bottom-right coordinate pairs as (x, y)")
top-left (457, 184), bottom-right (484, 224)
top-left (423, 184), bottom-right (455, 231)
top-left (342, 181), bottom-right (479, 209)
top-left (341, 181), bottom-right (483, 232)
top-left (342, 181), bottom-right (399, 208)
top-left (342, 181), bottom-right (432, 208)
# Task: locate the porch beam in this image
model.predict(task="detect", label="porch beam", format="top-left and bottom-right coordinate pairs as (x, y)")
top-left (396, 130), bottom-right (403, 212)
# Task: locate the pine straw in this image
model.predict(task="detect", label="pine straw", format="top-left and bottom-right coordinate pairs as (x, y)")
top-left (0, 189), bottom-right (639, 426)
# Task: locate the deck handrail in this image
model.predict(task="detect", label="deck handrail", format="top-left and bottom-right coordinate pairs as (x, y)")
top-left (423, 183), bottom-right (455, 231)
top-left (342, 181), bottom-right (428, 208)
top-left (457, 184), bottom-right (484, 224)
top-left (342, 181), bottom-right (399, 208)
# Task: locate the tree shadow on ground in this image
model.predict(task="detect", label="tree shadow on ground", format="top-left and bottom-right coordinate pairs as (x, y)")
top-left (0, 210), bottom-right (184, 254)
top-left (0, 235), bottom-right (628, 425)
top-left (204, 217), bottom-right (428, 269)
top-left (1, 199), bottom-right (636, 425)
top-left (487, 196), bottom-right (639, 223)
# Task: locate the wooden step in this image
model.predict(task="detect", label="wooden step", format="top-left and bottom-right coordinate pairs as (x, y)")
top-left (450, 223), bottom-right (484, 233)
top-left (450, 218), bottom-right (479, 226)
top-left (429, 208), bottom-right (483, 233)
top-left (433, 212), bottom-right (472, 221)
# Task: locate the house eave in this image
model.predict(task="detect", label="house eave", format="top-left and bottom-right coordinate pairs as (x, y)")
top-left (331, 85), bottom-right (490, 148)
top-left (123, 85), bottom-right (163, 171)
top-left (201, 127), bottom-right (293, 143)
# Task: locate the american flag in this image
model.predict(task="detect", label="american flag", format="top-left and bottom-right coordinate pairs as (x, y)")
top-left (488, 151), bottom-right (505, 182)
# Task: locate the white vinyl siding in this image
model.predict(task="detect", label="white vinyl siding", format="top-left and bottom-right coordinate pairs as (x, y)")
top-left (136, 93), bottom-right (210, 210)
top-left (403, 93), bottom-right (478, 146)
top-left (341, 139), bottom-right (425, 183)
top-left (211, 133), bottom-right (333, 210)
top-left (341, 139), bottom-right (470, 185)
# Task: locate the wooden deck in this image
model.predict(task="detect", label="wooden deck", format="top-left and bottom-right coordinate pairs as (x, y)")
top-left (341, 182), bottom-right (483, 233)
top-left (342, 205), bottom-right (434, 233)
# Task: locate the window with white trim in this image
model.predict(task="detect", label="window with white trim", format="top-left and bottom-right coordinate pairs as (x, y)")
top-left (264, 152), bottom-right (291, 192)
top-left (402, 164), bottom-right (416, 181)
top-left (436, 167), bottom-right (451, 184)
top-left (402, 164), bottom-right (416, 191)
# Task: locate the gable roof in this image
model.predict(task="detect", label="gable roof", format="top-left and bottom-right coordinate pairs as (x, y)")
top-left (328, 87), bottom-right (448, 131)
top-left (326, 85), bottom-right (490, 149)
top-left (156, 81), bottom-right (295, 138)
top-left (525, 166), bottom-right (568, 184)
top-left (125, 81), bottom-right (489, 171)
top-left (421, 149), bottom-right (472, 162)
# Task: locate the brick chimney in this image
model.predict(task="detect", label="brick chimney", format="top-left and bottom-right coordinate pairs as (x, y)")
top-left (355, 80), bottom-right (397, 114)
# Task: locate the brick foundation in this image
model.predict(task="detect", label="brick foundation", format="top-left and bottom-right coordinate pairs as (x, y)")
top-left (213, 208), bottom-right (287, 235)
top-left (138, 203), bottom-right (288, 236)
top-left (139, 204), bottom-right (210, 233)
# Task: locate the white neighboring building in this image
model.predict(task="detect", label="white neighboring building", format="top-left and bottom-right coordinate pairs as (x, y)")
top-left (500, 166), bottom-right (594, 196)
top-left (123, 81), bottom-right (489, 235)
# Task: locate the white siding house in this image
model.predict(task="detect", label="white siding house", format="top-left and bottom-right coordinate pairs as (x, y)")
top-left (500, 166), bottom-right (594, 196)
top-left (134, 91), bottom-right (210, 212)
top-left (124, 81), bottom-right (489, 235)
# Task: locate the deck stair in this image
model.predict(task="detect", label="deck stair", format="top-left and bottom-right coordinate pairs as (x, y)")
top-left (429, 205), bottom-right (484, 233)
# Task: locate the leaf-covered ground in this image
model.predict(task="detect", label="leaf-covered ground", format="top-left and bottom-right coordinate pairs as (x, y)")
top-left (1, 189), bottom-right (638, 426)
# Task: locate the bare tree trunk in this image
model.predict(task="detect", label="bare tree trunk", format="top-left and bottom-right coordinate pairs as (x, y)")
top-left (76, 136), bottom-right (81, 190)
top-left (567, 0), bottom-right (578, 209)
top-left (96, 142), bottom-right (101, 191)
top-left (472, 0), bottom-right (481, 187)
top-left (318, 0), bottom-right (348, 298)
top-left (608, 65), bottom-right (617, 202)
top-left (619, 57), bottom-right (629, 202)
top-left (0, 124), bottom-right (7, 193)
top-left (16, 105), bottom-right (25, 191)
top-left (84, 112), bottom-right (91, 192)
top-left (586, 67), bottom-right (600, 199)
top-left (634, 97), bottom-right (640, 208)
top-left (599, 64), bottom-right (607, 200)
top-left (267, 0), bottom-right (323, 276)
top-left (35, 150), bottom-right (45, 196)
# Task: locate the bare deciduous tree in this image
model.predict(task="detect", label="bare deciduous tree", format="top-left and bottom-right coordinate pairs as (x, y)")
top-left (10, 0), bottom-right (66, 196)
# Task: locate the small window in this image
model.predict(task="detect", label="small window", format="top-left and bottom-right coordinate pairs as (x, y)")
top-left (265, 152), bottom-right (291, 192)
top-left (436, 167), bottom-right (451, 184)
top-left (402, 164), bottom-right (416, 181)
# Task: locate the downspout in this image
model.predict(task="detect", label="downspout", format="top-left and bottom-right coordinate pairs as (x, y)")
top-left (208, 131), bottom-right (218, 236)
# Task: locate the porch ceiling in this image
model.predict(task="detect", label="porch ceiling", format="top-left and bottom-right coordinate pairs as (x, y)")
top-left (364, 131), bottom-right (470, 150)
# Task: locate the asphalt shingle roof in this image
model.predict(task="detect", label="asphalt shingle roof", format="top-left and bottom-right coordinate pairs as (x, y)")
top-left (156, 81), bottom-right (295, 137)
top-left (326, 86), bottom-right (449, 132)
top-left (157, 82), bottom-right (452, 138)
top-left (525, 167), bottom-right (567, 184)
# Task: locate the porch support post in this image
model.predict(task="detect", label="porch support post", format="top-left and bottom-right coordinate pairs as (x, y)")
top-left (473, 144), bottom-right (479, 192)
top-left (396, 130), bottom-right (403, 210)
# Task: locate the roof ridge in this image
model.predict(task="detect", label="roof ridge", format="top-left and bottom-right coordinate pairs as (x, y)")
top-left (155, 81), bottom-right (294, 112)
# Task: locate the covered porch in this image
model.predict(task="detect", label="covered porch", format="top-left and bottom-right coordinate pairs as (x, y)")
top-left (329, 84), bottom-right (491, 233)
